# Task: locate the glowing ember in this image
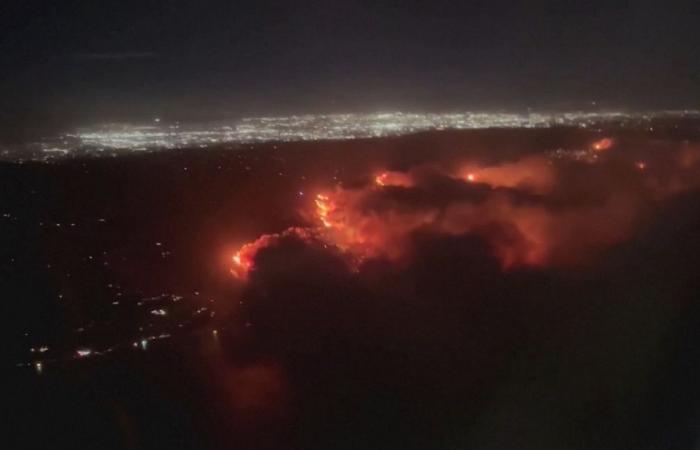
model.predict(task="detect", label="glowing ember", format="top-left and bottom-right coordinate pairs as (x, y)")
top-left (374, 171), bottom-right (414, 187)
top-left (592, 137), bottom-right (614, 151)
top-left (458, 157), bottom-right (555, 194)
top-left (636, 161), bottom-right (647, 170)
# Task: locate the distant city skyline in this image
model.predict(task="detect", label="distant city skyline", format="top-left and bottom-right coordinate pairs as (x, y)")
top-left (3, 109), bottom-right (698, 162)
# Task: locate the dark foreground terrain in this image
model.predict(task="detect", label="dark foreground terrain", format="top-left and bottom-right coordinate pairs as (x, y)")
top-left (4, 126), bottom-right (700, 449)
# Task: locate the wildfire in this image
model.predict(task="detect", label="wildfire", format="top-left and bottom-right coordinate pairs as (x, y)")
top-left (231, 193), bottom-right (347, 279)
top-left (231, 228), bottom-right (318, 279)
top-left (231, 245), bottom-right (256, 279)
top-left (458, 156), bottom-right (555, 194)
top-left (230, 143), bottom-right (700, 281)
top-left (592, 137), bottom-right (614, 152)
top-left (374, 171), bottom-right (414, 187)
top-left (315, 194), bottom-right (334, 228)
top-left (232, 168), bottom-right (574, 278)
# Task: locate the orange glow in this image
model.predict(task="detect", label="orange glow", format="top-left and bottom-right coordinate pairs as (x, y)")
top-left (231, 248), bottom-right (254, 279)
top-left (231, 146), bottom-right (700, 281)
top-left (220, 362), bottom-right (288, 417)
top-left (458, 156), bottom-right (555, 194)
top-left (374, 171), bottom-right (414, 187)
top-left (678, 147), bottom-right (700, 169)
top-left (312, 187), bottom-right (439, 261)
top-left (230, 363), bottom-right (286, 413)
top-left (232, 158), bottom-right (632, 277)
top-left (231, 228), bottom-right (317, 279)
top-left (439, 192), bottom-right (639, 268)
top-left (315, 193), bottom-right (334, 228)
top-left (592, 137), bottom-right (614, 152)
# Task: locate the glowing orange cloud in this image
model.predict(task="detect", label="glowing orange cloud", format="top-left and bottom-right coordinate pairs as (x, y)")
top-left (231, 144), bottom-right (700, 279)
top-left (231, 228), bottom-right (318, 279)
top-left (439, 192), bottom-right (640, 268)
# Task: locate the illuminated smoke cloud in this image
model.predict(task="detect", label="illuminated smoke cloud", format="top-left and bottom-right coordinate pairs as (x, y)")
top-left (456, 156), bottom-right (556, 194)
top-left (438, 191), bottom-right (641, 267)
top-left (231, 139), bottom-right (700, 277)
top-left (374, 171), bottom-right (414, 188)
top-left (220, 137), bottom-right (700, 445)
top-left (231, 228), bottom-right (321, 279)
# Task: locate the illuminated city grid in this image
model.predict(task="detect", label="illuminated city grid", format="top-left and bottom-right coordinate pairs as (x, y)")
top-left (2, 110), bottom-right (699, 161)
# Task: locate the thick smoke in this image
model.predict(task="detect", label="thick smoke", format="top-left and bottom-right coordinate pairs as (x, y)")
top-left (219, 136), bottom-right (700, 450)
top-left (231, 138), bottom-right (700, 275)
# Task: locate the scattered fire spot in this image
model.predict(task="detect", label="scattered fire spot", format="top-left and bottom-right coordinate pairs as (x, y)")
top-left (592, 137), bottom-right (614, 152)
top-left (374, 171), bottom-right (413, 187)
top-left (230, 147), bottom-right (700, 280)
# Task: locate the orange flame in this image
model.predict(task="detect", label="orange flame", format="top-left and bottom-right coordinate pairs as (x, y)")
top-left (458, 156), bottom-right (555, 194)
top-left (231, 228), bottom-right (317, 279)
top-left (592, 137), bottom-right (614, 152)
top-left (231, 145), bottom-right (700, 280)
top-left (315, 194), bottom-right (334, 228)
top-left (374, 171), bottom-right (414, 187)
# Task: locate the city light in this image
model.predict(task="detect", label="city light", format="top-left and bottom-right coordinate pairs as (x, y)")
top-left (5, 110), bottom-right (696, 161)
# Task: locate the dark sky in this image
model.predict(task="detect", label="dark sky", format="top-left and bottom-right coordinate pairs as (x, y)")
top-left (1, 0), bottom-right (699, 128)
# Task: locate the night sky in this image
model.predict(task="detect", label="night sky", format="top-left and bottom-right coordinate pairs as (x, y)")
top-left (2, 0), bottom-right (700, 131)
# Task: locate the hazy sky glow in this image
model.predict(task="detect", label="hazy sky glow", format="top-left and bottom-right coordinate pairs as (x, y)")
top-left (2, 0), bottom-right (699, 132)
